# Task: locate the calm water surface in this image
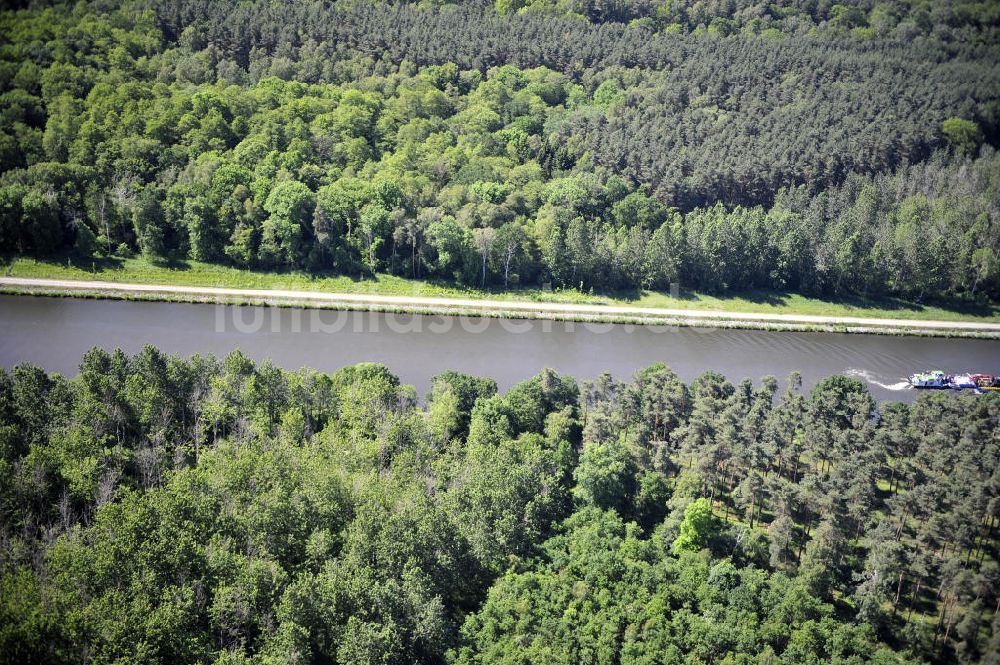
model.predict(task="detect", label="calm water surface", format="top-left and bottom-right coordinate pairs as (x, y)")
top-left (1, 295), bottom-right (997, 401)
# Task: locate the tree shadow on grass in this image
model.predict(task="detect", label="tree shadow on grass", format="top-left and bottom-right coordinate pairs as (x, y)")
top-left (711, 288), bottom-right (998, 317)
top-left (694, 288), bottom-right (789, 307)
top-left (602, 283), bottom-right (998, 318)
top-left (146, 256), bottom-right (191, 270)
top-left (5, 254), bottom-right (997, 318)
top-left (1, 251), bottom-right (125, 273)
top-left (807, 290), bottom-right (998, 318)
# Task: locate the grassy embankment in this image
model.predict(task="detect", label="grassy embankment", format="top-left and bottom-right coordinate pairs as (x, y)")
top-left (3, 255), bottom-right (999, 324)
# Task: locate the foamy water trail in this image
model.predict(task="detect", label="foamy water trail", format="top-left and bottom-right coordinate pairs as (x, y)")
top-left (844, 368), bottom-right (912, 391)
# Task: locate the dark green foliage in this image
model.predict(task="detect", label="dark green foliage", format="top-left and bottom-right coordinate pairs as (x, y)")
top-left (0, 1), bottom-right (997, 302)
top-left (1, 349), bottom-right (997, 663)
top-left (0, 5), bottom-right (998, 657)
top-left (456, 507), bottom-right (908, 665)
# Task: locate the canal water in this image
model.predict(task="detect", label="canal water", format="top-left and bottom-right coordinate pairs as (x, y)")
top-left (1, 295), bottom-right (997, 402)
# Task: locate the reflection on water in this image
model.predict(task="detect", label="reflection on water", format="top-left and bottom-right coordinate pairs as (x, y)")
top-left (1, 295), bottom-right (997, 402)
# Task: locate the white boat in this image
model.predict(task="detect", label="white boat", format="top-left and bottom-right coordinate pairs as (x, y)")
top-left (909, 370), bottom-right (950, 388)
top-left (949, 374), bottom-right (977, 390)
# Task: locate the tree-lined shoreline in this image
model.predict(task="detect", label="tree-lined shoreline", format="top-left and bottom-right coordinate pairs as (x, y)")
top-left (1, 1), bottom-right (998, 306)
top-left (3, 273), bottom-right (1000, 338)
top-left (1, 348), bottom-right (997, 663)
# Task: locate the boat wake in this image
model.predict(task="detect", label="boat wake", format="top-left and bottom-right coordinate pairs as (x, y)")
top-left (845, 368), bottom-right (912, 391)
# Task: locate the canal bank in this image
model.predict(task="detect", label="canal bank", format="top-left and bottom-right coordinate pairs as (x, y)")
top-left (1, 277), bottom-right (999, 339)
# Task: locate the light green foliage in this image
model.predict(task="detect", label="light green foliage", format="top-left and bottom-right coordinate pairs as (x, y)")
top-left (592, 78), bottom-right (625, 108)
top-left (0, 1), bottom-right (996, 302)
top-left (427, 370), bottom-right (497, 442)
top-left (672, 497), bottom-right (717, 554)
top-left (426, 215), bottom-right (473, 282)
top-left (1, 0), bottom-right (999, 660)
top-left (330, 362), bottom-right (402, 438)
top-left (941, 117), bottom-right (984, 156)
top-left (426, 383), bottom-right (461, 444)
top-left (0, 351), bottom-right (992, 663)
top-left (261, 180), bottom-right (315, 267)
top-left (456, 506), bottom-right (915, 665)
top-left (451, 430), bottom-right (573, 571)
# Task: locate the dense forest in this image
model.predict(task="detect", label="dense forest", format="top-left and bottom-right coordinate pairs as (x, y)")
top-left (2, 3), bottom-right (999, 664)
top-left (0, 347), bottom-right (998, 663)
top-left (1, 0), bottom-right (999, 300)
